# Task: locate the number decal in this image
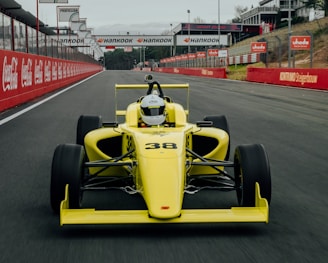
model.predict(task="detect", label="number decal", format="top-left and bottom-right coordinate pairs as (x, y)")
top-left (145, 143), bottom-right (161, 149)
top-left (145, 143), bottom-right (177, 149)
top-left (162, 143), bottom-right (177, 149)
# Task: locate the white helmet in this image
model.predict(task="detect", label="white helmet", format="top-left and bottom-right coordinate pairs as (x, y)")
top-left (140, 94), bottom-right (165, 125)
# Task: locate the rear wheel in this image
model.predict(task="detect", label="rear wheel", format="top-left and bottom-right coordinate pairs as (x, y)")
top-left (50, 144), bottom-right (85, 213)
top-left (204, 115), bottom-right (230, 160)
top-left (76, 115), bottom-right (102, 145)
top-left (234, 144), bottom-right (271, 207)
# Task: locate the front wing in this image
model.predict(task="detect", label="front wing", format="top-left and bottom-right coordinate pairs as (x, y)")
top-left (60, 183), bottom-right (269, 225)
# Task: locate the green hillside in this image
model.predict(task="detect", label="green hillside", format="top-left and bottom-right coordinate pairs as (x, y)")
top-left (227, 16), bottom-right (328, 80)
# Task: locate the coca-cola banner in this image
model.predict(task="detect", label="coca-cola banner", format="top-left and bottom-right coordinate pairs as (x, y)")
top-left (0, 50), bottom-right (102, 112)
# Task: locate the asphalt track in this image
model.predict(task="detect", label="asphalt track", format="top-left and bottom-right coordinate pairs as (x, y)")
top-left (0, 71), bottom-right (327, 263)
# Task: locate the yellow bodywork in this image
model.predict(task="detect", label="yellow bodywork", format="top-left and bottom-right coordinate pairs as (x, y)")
top-left (60, 183), bottom-right (268, 225)
top-left (58, 82), bottom-right (269, 225)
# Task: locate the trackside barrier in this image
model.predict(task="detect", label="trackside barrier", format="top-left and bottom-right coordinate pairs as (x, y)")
top-left (0, 50), bottom-right (103, 112)
top-left (247, 67), bottom-right (328, 90)
top-left (154, 67), bottom-right (226, 79)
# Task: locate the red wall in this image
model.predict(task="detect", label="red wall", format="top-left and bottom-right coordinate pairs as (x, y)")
top-left (154, 67), bottom-right (226, 79)
top-left (247, 67), bottom-right (328, 90)
top-left (0, 50), bottom-right (103, 112)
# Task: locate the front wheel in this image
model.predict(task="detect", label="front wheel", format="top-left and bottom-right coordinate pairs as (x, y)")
top-left (234, 144), bottom-right (271, 207)
top-left (50, 144), bottom-right (85, 213)
top-left (76, 115), bottom-right (102, 145)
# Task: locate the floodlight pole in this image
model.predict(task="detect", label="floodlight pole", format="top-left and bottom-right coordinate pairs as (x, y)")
top-left (187, 9), bottom-right (190, 53)
top-left (218, 0), bottom-right (220, 47)
top-left (170, 23), bottom-right (173, 57)
top-left (288, 0), bottom-right (292, 68)
top-left (36, 0), bottom-right (39, 54)
top-left (56, 6), bottom-right (59, 41)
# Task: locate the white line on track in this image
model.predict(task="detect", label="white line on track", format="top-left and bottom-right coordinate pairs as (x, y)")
top-left (0, 72), bottom-right (102, 126)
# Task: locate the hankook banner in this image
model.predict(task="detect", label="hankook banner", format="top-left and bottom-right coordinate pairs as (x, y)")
top-left (95, 35), bottom-right (173, 47)
top-left (176, 35), bottom-right (228, 46)
top-left (56, 35), bottom-right (94, 47)
top-left (94, 35), bottom-right (228, 47)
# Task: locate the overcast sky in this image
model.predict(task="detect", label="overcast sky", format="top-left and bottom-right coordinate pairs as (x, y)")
top-left (17, 0), bottom-right (260, 35)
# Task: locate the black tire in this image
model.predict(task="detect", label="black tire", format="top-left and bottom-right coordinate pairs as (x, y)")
top-left (204, 115), bottom-right (230, 160)
top-left (50, 144), bottom-right (85, 214)
top-left (76, 115), bottom-right (102, 145)
top-left (234, 144), bottom-right (271, 207)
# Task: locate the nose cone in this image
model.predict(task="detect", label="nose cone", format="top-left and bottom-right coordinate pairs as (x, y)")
top-left (134, 130), bottom-right (187, 219)
top-left (139, 157), bottom-right (185, 219)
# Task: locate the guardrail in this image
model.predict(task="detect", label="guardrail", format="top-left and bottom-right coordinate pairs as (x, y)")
top-left (0, 49), bottom-right (103, 112)
top-left (247, 67), bottom-right (328, 90)
top-left (154, 67), bottom-right (226, 79)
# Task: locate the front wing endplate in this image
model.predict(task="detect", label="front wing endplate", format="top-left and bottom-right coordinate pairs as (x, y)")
top-left (60, 183), bottom-right (269, 226)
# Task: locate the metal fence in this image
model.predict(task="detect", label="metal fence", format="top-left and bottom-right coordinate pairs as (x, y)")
top-left (227, 16), bottom-right (328, 68)
top-left (0, 11), bottom-right (99, 64)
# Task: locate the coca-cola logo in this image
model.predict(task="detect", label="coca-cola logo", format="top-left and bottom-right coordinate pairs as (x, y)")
top-left (52, 61), bottom-right (58, 81)
top-left (21, 58), bottom-right (33, 88)
top-left (2, 56), bottom-right (18, 91)
top-left (34, 59), bottom-right (44, 84)
top-left (67, 63), bottom-right (71, 78)
top-left (45, 60), bottom-right (52, 83)
top-left (63, 63), bottom-right (67, 78)
top-left (58, 62), bottom-right (62, 80)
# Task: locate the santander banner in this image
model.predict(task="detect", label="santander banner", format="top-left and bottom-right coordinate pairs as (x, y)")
top-left (0, 50), bottom-right (102, 112)
top-left (251, 42), bottom-right (267, 53)
top-left (290, 36), bottom-right (311, 50)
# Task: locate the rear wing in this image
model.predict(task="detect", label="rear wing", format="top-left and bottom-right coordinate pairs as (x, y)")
top-left (115, 83), bottom-right (190, 121)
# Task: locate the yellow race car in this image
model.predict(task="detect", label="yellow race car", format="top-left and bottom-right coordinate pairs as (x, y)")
top-left (50, 75), bottom-right (271, 226)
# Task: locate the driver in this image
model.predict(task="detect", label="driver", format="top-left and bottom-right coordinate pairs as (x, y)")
top-left (140, 94), bottom-right (166, 126)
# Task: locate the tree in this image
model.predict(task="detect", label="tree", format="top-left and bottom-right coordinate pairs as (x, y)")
top-left (193, 16), bottom-right (206, 23)
top-left (104, 48), bottom-right (140, 70)
top-left (103, 46), bottom-right (171, 70)
top-left (302, 0), bottom-right (328, 15)
top-left (232, 5), bottom-right (248, 23)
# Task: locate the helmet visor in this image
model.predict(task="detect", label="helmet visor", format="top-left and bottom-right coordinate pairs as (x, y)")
top-left (141, 105), bottom-right (165, 116)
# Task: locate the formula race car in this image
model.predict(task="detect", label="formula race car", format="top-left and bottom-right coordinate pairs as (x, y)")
top-left (50, 74), bottom-right (271, 226)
